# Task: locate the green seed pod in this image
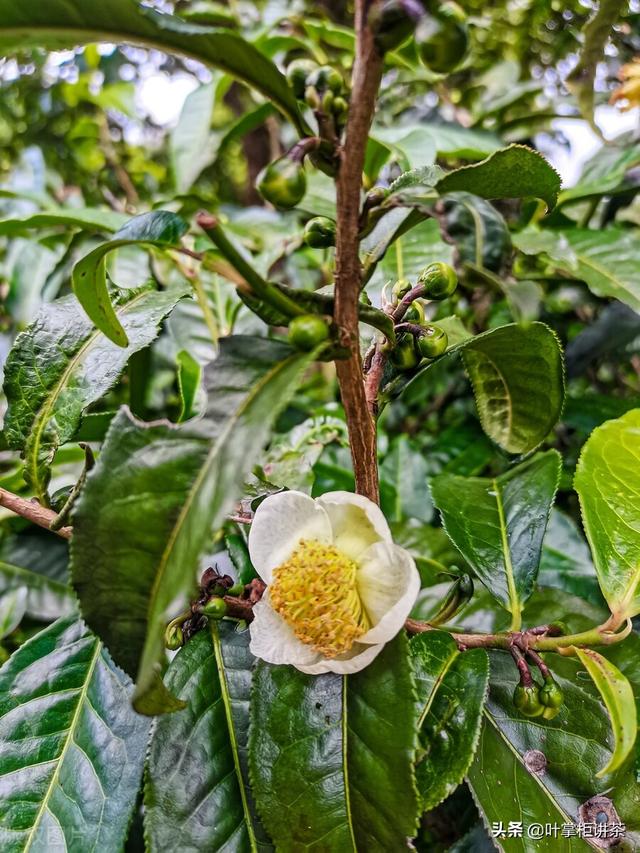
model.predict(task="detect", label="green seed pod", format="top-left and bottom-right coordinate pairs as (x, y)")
top-left (304, 84), bottom-right (321, 110)
top-left (164, 622), bottom-right (184, 651)
top-left (332, 96), bottom-right (349, 118)
top-left (372, 0), bottom-right (424, 54)
top-left (201, 597), bottom-right (228, 619)
top-left (303, 216), bottom-right (337, 248)
top-left (513, 683), bottom-right (544, 718)
top-left (321, 90), bottom-right (335, 113)
top-left (417, 324), bottom-right (448, 359)
top-left (389, 333), bottom-right (420, 371)
top-left (257, 156), bottom-right (307, 209)
top-left (404, 299), bottom-right (426, 324)
top-left (288, 314), bottom-right (331, 351)
top-left (392, 278), bottom-right (412, 300)
top-left (417, 261), bottom-right (458, 299)
top-left (286, 58), bottom-right (318, 99)
top-left (416, 4), bottom-right (469, 74)
top-left (307, 65), bottom-right (343, 95)
top-left (539, 675), bottom-right (564, 710)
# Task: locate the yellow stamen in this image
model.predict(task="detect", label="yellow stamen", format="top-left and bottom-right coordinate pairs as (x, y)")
top-left (269, 539), bottom-right (371, 657)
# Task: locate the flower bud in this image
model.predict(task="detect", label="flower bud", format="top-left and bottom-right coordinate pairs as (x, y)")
top-left (286, 58), bottom-right (318, 99)
top-left (404, 299), bottom-right (426, 324)
top-left (539, 675), bottom-right (563, 710)
top-left (417, 261), bottom-right (458, 299)
top-left (389, 333), bottom-right (420, 371)
top-left (392, 278), bottom-right (412, 300)
top-left (201, 597), bottom-right (228, 619)
top-left (417, 324), bottom-right (448, 359)
top-left (307, 65), bottom-right (343, 95)
top-left (303, 216), bottom-right (337, 248)
top-left (416, 3), bottom-right (469, 74)
top-left (513, 683), bottom-right (544, 717)
top-left (164, 622), bottom-right (184, 651)
top-left (332, 97), bottom-right (349, 118)
top-left (257, 156), bottom-right (307, 209)
top-left (372, 0), bottom-right (424, 54)
top-left (288, 314), bottom-right (331, 351)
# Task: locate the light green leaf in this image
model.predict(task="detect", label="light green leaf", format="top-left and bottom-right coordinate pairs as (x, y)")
top-left (0, 207), bottom-right (129, 237)
top-left (177, 349), bottom-right (201, 422)
top-left (0, 616), bottom-right (150, 852)
top-left (145, 624), bottom-right (272, 851)
top-left (436, 144), bottom-right (562, 211)
top-left (72, 211), bottom-right (188, 346)
top-left (0, 0), bottom-right (306, 133)
top-left (249, 633), bottom-right (420, 851)
top-left (574, 647), bottom-right (637, 777)
top-left (574, 409), bottom-right (640, 620)
top-left (431, 451), bottom-right (561, 625)
top-left (71, 337), bottom-right (319, 714)
top-left (410, 632), bottom-right (489, 811)
top-left (170, 81), bottom-right (217, 193)
top-left (2, 282), bottom-right (188, 502)
top-left (514, 227), bottom-right (640, 314)
top-left (380, 218), bottom-right (454, 281)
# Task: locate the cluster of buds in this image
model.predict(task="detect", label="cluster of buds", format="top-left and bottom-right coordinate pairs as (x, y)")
top-left (287, 60), bottom-right (349, 143)
top-left (512, 647), bottom-right (565, 720)
top-left (387, 261), bottom-right (458, 372)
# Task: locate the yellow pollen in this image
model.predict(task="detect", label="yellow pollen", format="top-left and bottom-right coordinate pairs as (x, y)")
top-left (269, 539), bottom-right (371, 658)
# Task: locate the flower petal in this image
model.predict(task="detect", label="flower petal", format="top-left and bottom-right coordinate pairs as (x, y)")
top-left (356, 542), bottom-right (420, 644)
top-left (248, 490), bottom-right (331, 583)
top-left (249, 595), bottom-right (323, 667)
top-left (295, 641), bottom-right (385, 674)
top-left (316, 491), bottom-right (392, 561)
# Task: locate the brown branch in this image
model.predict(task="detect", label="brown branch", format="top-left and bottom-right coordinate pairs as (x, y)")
top-left (0, 488), bottom-right (72, 540)
top-left (334, 0), bottom-right (384, 503)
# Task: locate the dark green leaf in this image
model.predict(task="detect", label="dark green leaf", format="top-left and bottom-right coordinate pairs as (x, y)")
top-left (442, 192), bottom-right (512, 272)
top-left (177, 349), bottom-right (201, 422)
top-left (431, 451), bottom-right (561, 625)
top-left (411, 631), bottom-right (489, 811)
top-left (381, 436), bottom-right (432, 523)
top-left (0, 0), bottom-right (306, 133)
top-left (71, 337), bottom-right (318, 714)
top-left (72, 212), bottom-right (188, 345)
top-left (0, 616), bottom-right (150, 851)
top-left (0, 587), bottom-right (27, 638)
top-left (539, 510), bottom-right (602, 606)
top-left (436, 145), bottom-right (562, 211)
top-left (249, 633), bottom-right (420, 851)
top-left (145, 624), bottom-right (271, 851)
top-left (3, 282), bottom-right (188, 502)
top-left (574, 408), bottom-right (640, 621)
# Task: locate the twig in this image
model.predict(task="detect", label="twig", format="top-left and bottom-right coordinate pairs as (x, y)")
top-left (333, 0), bottom-right (384, 503)
top-left (0, 487), bottom-right (72, 540)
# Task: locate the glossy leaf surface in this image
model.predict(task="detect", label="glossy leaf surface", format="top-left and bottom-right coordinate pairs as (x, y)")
top-left (2, 282), bottom-right (187, 501)
top-left (0, 616), bottom-right (150, 852)
top-left (71, 337), bottom-right (317, 713)
top-left (431, 451), bottom-right (561, 623)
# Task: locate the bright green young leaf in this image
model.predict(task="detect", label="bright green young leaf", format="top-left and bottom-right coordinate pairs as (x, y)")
top-left (145, 624), bottom-right (272, 852)
top-left (410, 632), bottom-right (489, 811)
top-left (72, 211), bottom-right (188, 346)
top-left (574, 647), bottom-right (637, 777)
top-left (0, 616), bottom-right (150, 851)
top-left (461, 322), bottom-right (565, 454)
top-left (0, 207), bottom-right (129, 237)
top-left (574, 409), bottom-right (640, 620)
top-left (177, 349), bottom-right (201, 422)
top-left (2, 282), bottom-right (188, 502)
top-left (431, 450), bottom-right (561, 626)
top-left (249, 633), bottom-right (420, 851)
top-left (71, 337), bottom-right (318, 714)
top-left (436, 144), bottom-right (562, 210)
top-left (0, 0), bottom-right (306, 133)
top-left (468, 647), bottom-right (640, 850)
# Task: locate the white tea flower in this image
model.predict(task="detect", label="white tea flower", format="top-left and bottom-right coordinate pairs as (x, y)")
top-left (248, 490), bottom-right (420, 674)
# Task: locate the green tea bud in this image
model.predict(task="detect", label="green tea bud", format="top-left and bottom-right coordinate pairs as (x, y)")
top-left (513, 683), bottom-right (544, 717)
top-left (417, 324), bottom-right (448, 359)
top-left (392, 278), bottom-right (412, 300)
top-left (201, 597), bottom-right (228, 619)
top-left (416, 4), bottom-right (469, 74)
top-left (303, 216), bottom-right (337, 248)
top-left (257, 156), bottom-right (307, 209)
top-left (288, 314), bottom-right (331, 351)
top-left (539, 676), bottom-right (564, 710)
top-left (164, 622), bottom-right (184, 651)
top-left (286, 58), bottom-right (318, 99)
top-left (372, 0), bottom-right (424, 54)
top-left (404, 299), bottom-right (426, 324)
top-left (417, 261), bottom-right (458, 299)
top-left (389, 333), bottom-right (420, 371)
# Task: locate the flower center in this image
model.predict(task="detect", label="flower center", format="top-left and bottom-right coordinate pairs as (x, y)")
top-left (269, 539), bottom-right (371, 658)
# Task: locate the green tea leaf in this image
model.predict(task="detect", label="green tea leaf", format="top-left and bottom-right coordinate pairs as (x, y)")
top-left (431, 451), bottom-right (561, 625)
top-left (574, 647), bottom-right (637, 777)
top-left (0, 531), bottom-right (73, 621)
top-left (170, 81), bottom-right (217, 193)
top-left (436, 145), bottom-right (562, 210)
top-left (0, 616), bottom-right (150, 851)
top-left (145, 624), bottom-right (271, 851)
top-left (0, 207), bottom-right (129, 237)
top-left (410, 632), bottom-right (489, 811)
top-left (539, 510), bottom-right (602, 606)
top-left (249, 633), bottom-right (420, 851)
top-left (2, 282), bottom-right (188, 502)
top-left (0, 587), bottom-right (27, 638)
top-left (71, 337), bottom-right (318, 714)
top-left (574, 409), bottom-right (640, 620)
top-left (177, 349), bottom-right (201, 422)
top-left (72, 211), bottom-right (188, 345)
top-left (0, 0), bottom-right (306, 133)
